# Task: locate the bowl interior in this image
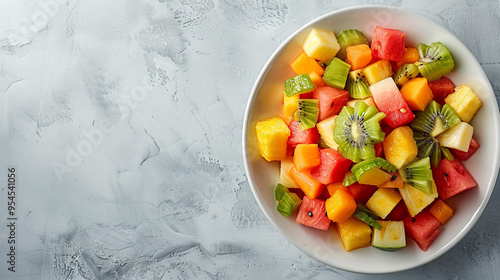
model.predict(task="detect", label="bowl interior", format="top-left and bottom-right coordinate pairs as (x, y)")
top-left (243, 6), bottom-right (500, 273)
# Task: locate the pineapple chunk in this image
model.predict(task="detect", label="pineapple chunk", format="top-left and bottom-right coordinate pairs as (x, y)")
top-left (280, 156), bottom-right (300, 188)
top-left (357, 167), bottom-right (392, 186)
top-left (255, 117), bottom-right (290, 162)
top-left (316, 116), bottom-right (338, 150)
top-left (336, 217), bottom-right (372, 252)
top-left (366, 188), bottom-right (402, 219)
top-left (362, 60), bottom-right (393, 85)
top-left (436, 122), bottom-right (473, 152)
top-left (283, 93), bottom-right (299, 117)
top-left (399, 182), bottom-right (437, 217)
top-left (346, 97), bottom-right (375, 108)
top-left (383, 126), bottom-right (418, 169)
top-left (302, 28), bottom-right (340, 63)
top-left (445, 84), bottom-right (482, 123)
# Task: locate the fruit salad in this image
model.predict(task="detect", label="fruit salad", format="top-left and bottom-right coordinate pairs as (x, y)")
top-left (255, 26), bottom-right (482, 252)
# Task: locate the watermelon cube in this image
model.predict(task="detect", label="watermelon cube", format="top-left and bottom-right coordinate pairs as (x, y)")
top-left (311, 149), bottom-right (352, 185)
top-left (369, 77), bottom-right (415, 128)
top-left (296, 196), bottom-right (331, 231)
top-left (450, 138), bottom-right (480, 161)
top-left (347, 182), bottom-right (378, 205)
top-left (313, 86), bottom-right (350, 121)
top-left (287, 120), bottom-right (320, 150)
top-left (371, 26), bottom-right (406, 61)
top-left (428, 76), bottom-right (456, 105)
top-left (432, 159), bottom-right (478, 200)
top-left (403, 211), bottom-right (441, 251)
top-left (385, 200), bottom-right (409, 221)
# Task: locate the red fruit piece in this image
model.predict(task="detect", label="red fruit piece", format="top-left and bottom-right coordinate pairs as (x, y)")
top-left (371, 26), bottom-right (406, 61)
top-left (296, 196), bottom-right (331, 231)
top-left (375, 142), bottom-right (384, 158)
top-left (432, 159), bottom-right (478, 200)
top-left (311, 149), bottom-right (352, 185)
top-left (370, 77), bottom-right (415, 128)
top-left (428, 76), bottom-right (456, 105)
top-left (313, 86), bottom-right (350, 122)
top-left (347, 182), bottom-right (378, 205)
top-left (451, 138), bottom-right (480, 161)
top-left (403, 211), bottom-right (441, 251)
top-left (385, 200), bottom-right (409, 221)
top-left (287, 120), bottom-right (320, 150)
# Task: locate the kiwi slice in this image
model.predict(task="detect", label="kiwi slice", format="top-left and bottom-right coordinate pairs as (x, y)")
top-left (297, 99), bottom-right (319, 130)
top-left (322, 58), bottom-right (351, 89)
top-left (336, 29), bottom-right (369, 60)
top-left (277, 192), bottom-right (302, 217)
top-left (346, 69), bottom-right (372, 99)
top-left (415, 42), bottom-right (454, 82)
top-left (398, 157), bottom-right (433, 194)
top-left (284, 74), bottom-right (316, 97)
top-left (353, 203), bottom-right (382, 230)
top-left (351, 157), bottom-right (397, 179)
top-left (411, 100), bottom-right (461, 137)
top-left (393, 63), bottom-right (420, 87)
top-left (334, 101), bottom-right (386, 163)
top-left (274, 183), bottom-right (289, 201)
top-left (342, 171), bottom-right (358, 186)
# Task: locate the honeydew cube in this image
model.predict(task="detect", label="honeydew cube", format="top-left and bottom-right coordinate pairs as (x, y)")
top-left (302, 28), bottom-right (340, 63)
top-left (436, 122), bottom-right (473, 152)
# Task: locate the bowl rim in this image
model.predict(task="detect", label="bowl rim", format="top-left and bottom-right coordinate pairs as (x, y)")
top-left (242, 4), bottom-right (500, 274)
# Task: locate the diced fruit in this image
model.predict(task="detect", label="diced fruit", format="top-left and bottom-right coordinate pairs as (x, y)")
top-left (351, 157), bottom-right (397, 186)
top-left (400, 77), bottom-right (434, 111)
top-left (415, 42), bottom-right (454, 82)
top-left (385, 200), bottom-right (409, 221)
top-left (445, 84), bottom-right (482, 123)
top-left (322, 58), bottom-right (351, 89)
top-left (347, 182), bottom-right (378, 204)
top-left (346, 44), bottom-right (372, 70)
top-left (313, 86), bottom-right (350, 121)
top-left (393, 63), bottom-right (420, 87)
top-left (308, 72), bottom-right (326, 87)
top-left (428, 76), bottom-right (455, 105)
top-left (290, 51), bottom-right (325, 76)
top-left (280, 156), bottom-right (300, 188)
top-left (383, 126), bottom-right (418, 169)
top-left (429, 199), bottom-right (454, 224)
top-left (436, 122), bottom-right (473, 152)
top-left (451, 138), bottom-right (480, 161)
top-left (275, 183), bottom-right (289, 201)
top-left (342, 171), bottom-right (357, 186)
top-left (255, 117), bottom-right (291, 161)
top-left (346, 96), bottom-right (375, 107)
top-left (395, 47), bottom-right (419, 69)
top-left (336, 29), bottom-right (369, 60)
top-left (311, 148), bottom-right (352, 185)
top-left (432, 159), bottom-right (478, 200)
top-left (326, 182), bottom-right (347, 196)
top-left (399, 182), bottom-right (437, 217)
top-left (378, 172), bottom-right (404, 189)
top-left (316, 116), bottom-right (338, 150)
top-left (371, 221), bottom-right (406, 251)
top-left (336, 217), bottom-right (372, 252)
top-left (325, 188), bottom-right (357, 223)
top-left (362, 60), bottom-right (394, 85)
top-left (366, 188), bottom-right (402, 219)
top-left (369, 77), bottom-right (415, 128)
top-left (284, 74), bottom-right (316, 97)
top-left (403, 211), bottom-right (441, 251)
top-left (371, 26), bottom-right (406, 61)
top-left (297, 99), bottom-right (319, 130)
top-left (296, 196), bottom-right (331, 230)
top-left (283, 94), bottom-right (299, 118)
top-left (302, 28), bottom-right (340, 63)
top-left (346, 69), bottom-right (372, 99)
top-left (287, 120), bottom-right (320, 149)
top-left (358, 167), bottom-right (392, 186)
top-left (375, 142), bottom-right (384, 158)
top-left (398, 157), bottom-right (434, 194)
top-left (293, 144), bottom-right (321, 171)
top-left (290, 166), bottom-right (324, 199)
top-left (411, 100), bottom-right (461, 138)
top-left (353, 203), bottom-right (382, 230)
top-left (277, 192), bottom-right (302, 217)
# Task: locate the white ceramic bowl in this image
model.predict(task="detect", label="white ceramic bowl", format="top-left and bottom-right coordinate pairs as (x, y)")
top-left (243, 5), bottom-right (500, 273)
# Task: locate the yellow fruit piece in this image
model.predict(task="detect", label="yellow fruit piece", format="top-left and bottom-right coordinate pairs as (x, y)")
top-left (316, 115), bottom-right (338, 150)
top-left (283, 93), bottom-right (299, 118)
top-left (280, 156), bottom-right (300, 188)
top-left (302, 28), bottom-right (340, 63)
top-left (399, 182), bottom-right (437, 217)
top-left (255, 117), bottom-right (290, 162)
top-left (445, 84), bottom-right (482, 123)
top-left (436, 122), bottom-right (473, 152)
top-left (346, 97), bottom-right (375, 108)
top-left (383, 126), bottom-right (418, 169)
top-left (362, 60), bottom-right (393, 85)
top-left (357, 167), bottom-right (392, 186)
top-left (366, 188), bottom-right (402, 219)
top-left (336, 217), bottom-right (372, 252)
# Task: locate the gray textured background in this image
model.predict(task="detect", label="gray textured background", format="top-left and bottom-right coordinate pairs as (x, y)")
top-left (0, 0), bottom-right (499, 279)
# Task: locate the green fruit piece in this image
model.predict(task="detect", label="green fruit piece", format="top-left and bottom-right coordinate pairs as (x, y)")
top-left (371, 221), bottom-right (406, 251)
top-left (277, 192), bottom-right (302, 217)
top-left (322, 57), bottom-right (351, 89)
top-left (342, 170), bottom-right (358, 186)
top-left (347, 69), bottom-right (372, 99)
top-left (398, 157), bottom-right (433, 194)
top-left (284, 74), bottom-right (316, 97)
top-left (351, 157), bottom-right (397, 185)
top-left (415, 42), bottom-right (454, 82)
top-left (336, 29), bottom-right (369, 60)
top-left (441, 146), bottom-right (455, 161)
top-left (354, 203), bottom-right (382, 230)
top-left (411, 100), bottom-right (461, 137)
top-left (274, 183), bottom-right (289, 201)
top-left (297, 99), bottom-right (319, 130)
top-left (334, 101), bottom-right (386, 163)
top-left (393, 63), bottom-right (420, 87)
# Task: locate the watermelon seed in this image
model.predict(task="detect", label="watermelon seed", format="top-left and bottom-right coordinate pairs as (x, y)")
top-left (391, 174), bottom-right (397, 181)
top-left (444, 172), bottom-right (448, 177)
top-left (308, 211), bottom-right (313, 217)
top-left (412, 217), bottom-right (416, 223)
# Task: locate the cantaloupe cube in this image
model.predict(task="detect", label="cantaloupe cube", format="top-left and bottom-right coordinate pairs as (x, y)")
top-left (383, 126), bottom-right (418, 169)
top-left (445, 84), bottom-right (482, 123)
top-left (400, 77), bottom-right (434, 111)
top-left (290, 51), bottom-right (325, 76)
top-left (336, 217), bottom-right (372, 252)
top-left (362, 60), bottom-right (393, 85)
top-left (366, 188), bottom-right (402, 219)
top-left (346, 44), bottom-right (372, 70)
top-left (429, 199), bottom-right (454, 224)
top-left (302, 28), bottom-right (340, 63)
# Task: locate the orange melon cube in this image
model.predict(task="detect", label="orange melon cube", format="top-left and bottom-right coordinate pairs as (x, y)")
top-left (326, 182), bottom-right (347, 197)
top-left (395, 47), bottom-right (419, 69)
top-left (289, 166), bottom-right (324, 199)
top-left (293, 144), bottom-right (321, 171)
top-left (400, 77), bottom-right (434, 111)
top-left (325, 188), bottom-right (357, 223)
top-left (429, 199), bottom-right (454, 224)
top-left (290, 51), bottom-right (325, 76)
top-left (308, 72), bottom-right (326, 87)
top-left (346, 44), bottom-right (372, 70)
